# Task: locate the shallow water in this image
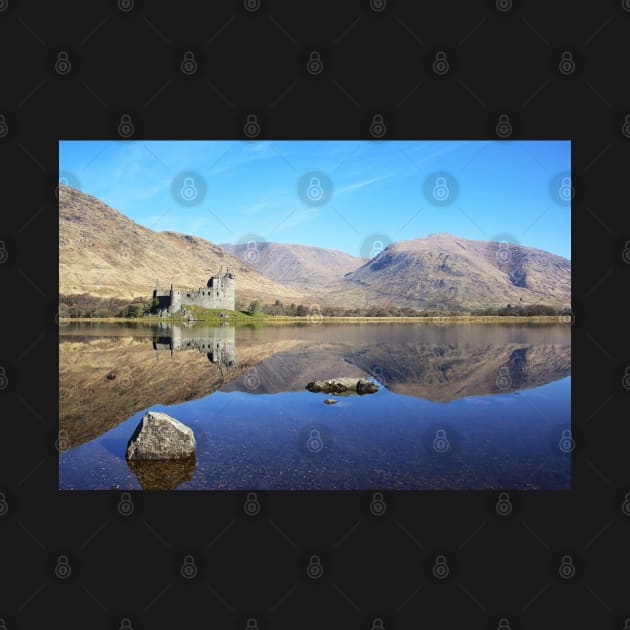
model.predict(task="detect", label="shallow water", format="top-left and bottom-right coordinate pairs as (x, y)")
top-left (59, 322), bottom-right (571, 490)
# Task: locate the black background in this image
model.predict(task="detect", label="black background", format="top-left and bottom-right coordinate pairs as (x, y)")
top-left (1, 0), bottom-right (629, 628)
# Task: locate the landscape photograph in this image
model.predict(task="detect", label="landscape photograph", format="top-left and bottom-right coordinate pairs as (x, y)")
top-left (58, 139), bottom-right (571, 490)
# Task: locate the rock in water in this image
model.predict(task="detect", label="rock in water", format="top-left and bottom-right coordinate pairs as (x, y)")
top-left (323, 398), bottom-right (338, 405)
top-left (306, 378), bottom-right (379, 395)
top-left (126, 411), bottom-right (196, 460)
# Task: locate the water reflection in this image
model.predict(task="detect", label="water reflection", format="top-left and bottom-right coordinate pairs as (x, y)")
top-left (59, 322), bottom-right (571, 490)
top-left (60, 323), bottom-right (570, 446)
top-left (127, 457), bottom-right (196, 490)
top-left (153, 325), bottom-right (235, 367)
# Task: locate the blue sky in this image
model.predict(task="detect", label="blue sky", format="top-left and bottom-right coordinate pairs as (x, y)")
top-left (59, 139), bottom-right (571, 259)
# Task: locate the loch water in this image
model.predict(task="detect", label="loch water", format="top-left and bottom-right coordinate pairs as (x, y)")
top-left (59, 322), bottom-right (571, 490)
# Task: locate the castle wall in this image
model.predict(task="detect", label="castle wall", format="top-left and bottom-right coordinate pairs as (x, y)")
top-left (153, 275), bottom-right (235, 314)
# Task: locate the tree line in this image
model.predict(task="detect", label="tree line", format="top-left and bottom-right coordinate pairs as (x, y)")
top-left (59, 294), bottom-right (571, 319)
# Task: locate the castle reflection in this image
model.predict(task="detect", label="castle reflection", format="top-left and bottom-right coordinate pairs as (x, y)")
top-left (152, 325), bottom-right (236, 368)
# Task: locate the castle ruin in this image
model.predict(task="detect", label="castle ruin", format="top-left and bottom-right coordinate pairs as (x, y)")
top-left (153, 269), bottom-right (235, 315)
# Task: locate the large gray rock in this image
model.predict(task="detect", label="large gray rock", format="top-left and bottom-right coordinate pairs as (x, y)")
top-left (126, 411), bottom-right (196, 460)
top-left (306, 378), bottom-right (379, 395)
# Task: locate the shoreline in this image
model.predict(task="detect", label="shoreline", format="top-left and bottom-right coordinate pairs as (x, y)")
top-left (58, 315), bottom-right (571, 324)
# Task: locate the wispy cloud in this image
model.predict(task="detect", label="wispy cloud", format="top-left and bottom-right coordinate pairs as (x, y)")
top-left (335, 173), bottom-right (394, 195)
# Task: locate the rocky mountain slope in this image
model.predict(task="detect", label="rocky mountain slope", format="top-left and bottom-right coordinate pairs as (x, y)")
top-left (60, 186), bottom-right (570, 310)
top-left (59, 185), bottom-right (305, 303)
top-left (220, 241), bottom-right (366, 294)
top-left (325, 233), bottom-right (571, 310)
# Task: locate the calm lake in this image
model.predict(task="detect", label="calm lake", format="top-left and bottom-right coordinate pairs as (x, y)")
top-left (59, 322), bottom-right (571, 490)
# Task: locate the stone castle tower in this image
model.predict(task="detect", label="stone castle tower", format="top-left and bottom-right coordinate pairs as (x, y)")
top-left (152, 269), bottom-right (235, 314)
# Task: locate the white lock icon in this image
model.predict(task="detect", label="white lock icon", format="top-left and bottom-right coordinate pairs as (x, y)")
top-left (370, 240), bottom-right (384, 258)
top-left (432, 176), bottom-right (450, 201)
top-left (180, 177), bottom-right (197, 201)
top-left (306, 177), bottom-right (323, 201)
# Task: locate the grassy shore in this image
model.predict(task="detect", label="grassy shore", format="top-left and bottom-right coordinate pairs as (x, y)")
top-left (59, 314), bottom-right (570, 324)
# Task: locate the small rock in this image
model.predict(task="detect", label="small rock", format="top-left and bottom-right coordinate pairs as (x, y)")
top-left (323, 398), bottom-right (338, 405)
top-left (126, 411), bottom-right (196, 460)
top-left (306, 378), bottom-right (379, 395)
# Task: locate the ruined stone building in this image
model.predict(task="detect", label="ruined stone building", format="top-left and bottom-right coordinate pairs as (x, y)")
top-left (152, 269), bottom-right (235, 314)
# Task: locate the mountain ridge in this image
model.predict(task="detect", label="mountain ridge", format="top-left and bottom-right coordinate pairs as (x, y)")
top-left (60, 185), bottom-right (570, 310)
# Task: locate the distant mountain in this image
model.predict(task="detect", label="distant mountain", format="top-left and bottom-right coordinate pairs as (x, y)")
top-left (322, 233), bottom-right (571, 310)
top-left (59, 186), bottom-right (570, 310)
top-left (59, 185), bottom-right (305, 303)
top-left (219, 241), bottom-right (366, 295)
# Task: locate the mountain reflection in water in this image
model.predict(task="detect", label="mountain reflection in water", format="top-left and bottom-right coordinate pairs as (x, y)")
top-left (59, 322), bottom-right (571, 490)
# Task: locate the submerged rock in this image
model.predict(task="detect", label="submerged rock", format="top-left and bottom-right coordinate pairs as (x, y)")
top-left (323, 398), bottom-right (338, 405)
top-left (306, 378), bottom-right (379, 395)
top-left (126, 411), bottom-right (196, 460)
